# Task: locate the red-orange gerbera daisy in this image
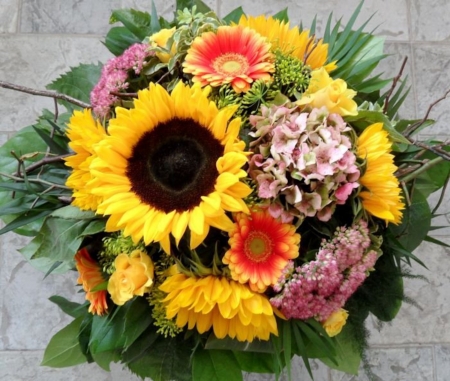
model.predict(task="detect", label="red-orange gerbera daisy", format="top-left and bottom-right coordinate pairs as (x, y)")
top-left (75, 248), bottom-right (108, 315)
top-left (223, 209), bottom-right (300, 292)
top-left (183, 25), bottom-right (274, 93)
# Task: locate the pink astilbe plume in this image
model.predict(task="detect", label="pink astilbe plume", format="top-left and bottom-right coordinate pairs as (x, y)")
top-left (270, 220), bottom-right (379, 321)
top-left (90, 43), bottom-right (153, 118)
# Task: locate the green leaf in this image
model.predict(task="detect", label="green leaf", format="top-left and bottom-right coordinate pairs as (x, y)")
top-left (389, 190), bottom-right (431, 253)
top-left (366, 252), bottom-right (404, 321)
top-left (89, 307), bottom-right (128, 354)
top-left (176, 0), bottom-right (212, 13)
top-left (46, 63), bottom-right (102, 108)
top-left (273, 8), bottom-right (289, 22)
top-left (126, 334), bottom-right (194, 381)
top-left (104, 26), bottom-right (142, 56)
top-left (50, 205), bottom-right (96, 220)
top-left (319, 322), bottom-right (361, 374)
top-left (110, 9), bottom-right (152, 41)
top-left (205, 334), bottom-right (273, 353)
top-left (0, 209), bottom-right (53, 235)
top-left (30, 217), bottom-right (93, 262)
top-left (41, 316), bottom-right (87, 368)
top-left (80, 219), bottom-right (107, 237)
top-left (232, 351), bottom-right (276, 373)
top-left (193, 349), bottom-right (243, 381)
top-left (32, 125), bottom-right (68, 155)
top-left (150, 1), bottom-right (161, 34)
top-left (92, 350), bottom-right (121, 371)
top-left (424, 235), bottom-right (450, 248)
top-left (122, 297), bottom-right (154, 349)
top-left (49, 296), bottom-right (88, 319)
top-left (222, 7), bottom-right (245, 25)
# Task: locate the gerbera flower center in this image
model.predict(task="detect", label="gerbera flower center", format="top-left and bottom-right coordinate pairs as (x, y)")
top-left (126, 117), bottom-right (223, 213)
top-left (213, 53), bottom-right (250, 76)
top-left (245, 231), bottom-right (273, 262)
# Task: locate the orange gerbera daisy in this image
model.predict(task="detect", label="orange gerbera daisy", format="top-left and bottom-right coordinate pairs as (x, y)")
top-left (75, 248), bottom-right (108, 315)
top-left (223, 209), bottom-right (301, 292)
top-left (183, 25), bottom-right (274, 93)
top-left (238, 15), bottom-right (336, 72)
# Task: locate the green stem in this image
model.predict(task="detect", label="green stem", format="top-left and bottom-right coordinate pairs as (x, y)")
top-left (400, 156), bottom-right (443, 183)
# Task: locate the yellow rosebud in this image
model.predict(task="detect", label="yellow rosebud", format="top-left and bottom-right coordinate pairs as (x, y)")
top-left (297, 67), bottom-right (358, 116)
top-left (322, 308), bottom-right (349, 337)
top-left (107, 250), bottom-right (154, 306)
top-left (149, 27), bottom-right (176, 63)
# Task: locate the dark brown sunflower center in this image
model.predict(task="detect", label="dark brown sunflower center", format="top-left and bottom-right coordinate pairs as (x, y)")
top-left (126, 117), bottom-right (223, 213)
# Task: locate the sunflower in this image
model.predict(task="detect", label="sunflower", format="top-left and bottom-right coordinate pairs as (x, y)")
top-left (223, 209), bottom-right (300, 292)
top-left (238, 15), bottom-right (336, 72)
top-left (89, 82), bottom-right (251, 253)
top-left (159, 272), bottom-right (278, 342)
top-left (75, 248), bottom-right (108, 315)
top-left (65, 109), bottom-right (106, 211)
top-left (357, 123), bottom-right (404, 224)
top-left (183, 25), bottom-right (274, 93)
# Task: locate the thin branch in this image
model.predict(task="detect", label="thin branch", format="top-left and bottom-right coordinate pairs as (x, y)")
top-left (400, 156), bottom-right (444, 183)
top-left (407, 139), bottom-right (450, 161)
top-left (0, 172), bottom-right (70, 189)
top-left (403, 89), bottom-right (450, 137)
top-left (109, 91), bottom-right (138, 98)
top-left (0, 80), bottom-right (90, 109)
top-left (383, 56), bottom-right (408, 114)
top-left (432, 173), bottom-right (450, 215)
top-left (12, 153), bottom-right (71, 176)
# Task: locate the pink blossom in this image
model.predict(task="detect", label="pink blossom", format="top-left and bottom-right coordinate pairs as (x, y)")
top-left (270, 220), bottom-right (379, 321)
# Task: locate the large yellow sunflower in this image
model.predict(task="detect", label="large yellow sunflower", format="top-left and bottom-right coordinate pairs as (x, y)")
top-left (357, 123), bottom-right (404, 224)
top-left (159, 272), bottom-right (278, 342)
top-left (238, 15), bottom-right (336, 72)
top-left (65, 109), bottom-right (107, 211)
top-left (90, 82), bottom-right (251, 253)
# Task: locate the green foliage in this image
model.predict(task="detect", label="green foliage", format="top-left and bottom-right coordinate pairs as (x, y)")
top-left (41, 316), bottom-right (88, 368)
top-left (192, 349), bottom-right (243, 381)
top-left (222, 7), bottom-right (245, 24)
top-left (104, 26), bottom-right (142, 56)
top-left (110, 9), bottom-right (153, 41)
top-left (49, 296), bottom-right (89, 319)
top-left (176, 0), bottom-right (212, 14)
top-left (46, 63), bottom-right (102, 111)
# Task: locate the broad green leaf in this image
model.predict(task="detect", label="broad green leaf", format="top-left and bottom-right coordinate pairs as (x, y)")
top-left (46, 63), bottom-right (102, 108)
top-left (222, 7), bottom-right (245, 25)
top-left (50, 205), bottom-right (96, 220)
top-left (32, 125), bottom-right (68, 155)
top-left (205, 334), bottom-right (273, 353)
top-left (150, 1), bottom-right (161, 33)
top-left (104, 26), bottom-right (142, 56)
top-left (41, 316), bottom-right (87, 368)
top-left (123, 297), bottom-right (154, 349)
top-left (80, 219), bottom-right (107, 237)
top-left (126, 334), bottom-right (193, 381)
top-left (110, 9), bottom-right (152, 41)
top-left (233, 351), bottom-right (276, 373)
top-left (30, 217), bottom-right (92, 262)
top-left (49, 296), bottom-right (89, 319)
top-left (365, 252), bottom-right (404, 321)
top-left (318, 322), bottom-right (361, 374)
top-left (193, 349), bottom-right (243, 381)
top-left (121, 327), bottom-right (159, 364)
top-left (92, 350), bottom-right (121, 371)
top-left (389, 190), bottom-right (431, 253)
top-left (0, 209), bottom-right (53, 235)
top-left (19, 234), bottom-right (73, 274)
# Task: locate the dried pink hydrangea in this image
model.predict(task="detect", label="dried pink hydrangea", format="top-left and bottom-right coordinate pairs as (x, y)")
top-left (90, 43), bottom-right (153, 118)
top-left (249, 105), bottom-right (360, 222)
top-left (270, 220), bottom-right (379, 321)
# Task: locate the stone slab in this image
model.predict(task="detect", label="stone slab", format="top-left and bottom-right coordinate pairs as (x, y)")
top-left (0, 0), bottom-right (19, 34)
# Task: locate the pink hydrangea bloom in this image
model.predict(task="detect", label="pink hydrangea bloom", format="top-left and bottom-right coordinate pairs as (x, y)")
top-left (249, 104), bottom-right (360, 222)
top-left (270, 220), bottom-right (379, 321)
top-left (90, 43), bottom-right (153, 118)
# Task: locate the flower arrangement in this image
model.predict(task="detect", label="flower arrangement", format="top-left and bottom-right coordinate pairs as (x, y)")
top-left (0, 1), bottom-right (449, 380)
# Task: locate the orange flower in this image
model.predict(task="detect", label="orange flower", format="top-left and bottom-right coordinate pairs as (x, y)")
top-left (75, 248), bottom-right (108, 315)
top-left (183, 25), bottom-right (274, 93)
top-left (223, 209), bottom-right (300, 292)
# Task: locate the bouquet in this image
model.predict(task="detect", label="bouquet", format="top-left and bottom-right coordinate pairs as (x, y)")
top-left (1, 1), bottom-right (449, 380)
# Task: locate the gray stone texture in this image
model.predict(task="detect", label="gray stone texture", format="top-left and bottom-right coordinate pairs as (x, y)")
top-left (0, 0), bottom-right (449, 380)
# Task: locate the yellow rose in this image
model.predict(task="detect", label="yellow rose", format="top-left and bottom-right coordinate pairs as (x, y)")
top-left (107, 250), bottom-right (154, 306)
top-left (297, 67), bottom-right (358, 116)
top-left (149, 27), bottom-right (176, 63)
top-left (322, 308), bottom-right (349, 337)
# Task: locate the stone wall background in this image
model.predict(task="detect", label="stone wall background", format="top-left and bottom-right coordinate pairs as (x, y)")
top-left (0, 1), bottom-right (449, 380)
